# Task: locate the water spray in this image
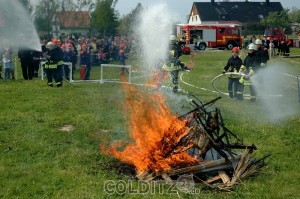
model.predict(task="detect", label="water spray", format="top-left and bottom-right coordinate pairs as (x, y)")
top-left (0, 0), bottom-right (41, 51)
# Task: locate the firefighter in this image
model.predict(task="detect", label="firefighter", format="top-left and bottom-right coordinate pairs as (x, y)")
top-left (277, 40), bottom-right (286, 56)
top-left (222, 47), bottom-right (243, 99)
top-left (162, 35), bottom-right (190, 93)
top-left (43, 41), bottom-right (64, 87)
top-left (285, 38), bottom-right (292, 57)
top-left (255, 39), bottom-right (269, 70)
top-left (236, 43), bottom-right (259, 102)
top-left (18, 48), bottom-right (33, 80)
top-left (79, 44), bottom-right (91, 80)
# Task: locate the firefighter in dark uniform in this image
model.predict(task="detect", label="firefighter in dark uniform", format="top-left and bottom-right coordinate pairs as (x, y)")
top-left (236, 43), bottom-right (260, 102)
top-left (44, 41), bottom-right (64, 87)
top-left (255, 39), bottom-right (269, 70)
top-left (285, 38), bottom-right (292, 56)
top-left (222, 47), bottom-right (243, 99)
top-left (18, 48), bottom-right (34, 80)
top-left (162, 35), bottom-right (190, 93)
top-left (277, 40), bottom-right (286, 56)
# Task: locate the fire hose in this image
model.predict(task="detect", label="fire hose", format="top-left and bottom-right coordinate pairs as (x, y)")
top-left (211, 72), bottom-right (284, 98)
top-left (211, 72), bottom-right (239, 96)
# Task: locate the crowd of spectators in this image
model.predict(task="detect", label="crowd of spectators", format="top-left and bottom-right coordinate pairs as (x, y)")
top-left (0, 35), bottom-right (133, 80)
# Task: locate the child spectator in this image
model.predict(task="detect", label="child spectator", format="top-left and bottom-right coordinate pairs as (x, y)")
top-left (3, 49), bottom-right (13, 80)
top-left (269, 40), bottom-right (275, 57)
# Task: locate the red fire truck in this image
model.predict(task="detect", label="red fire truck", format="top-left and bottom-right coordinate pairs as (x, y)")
top-left (263, 28), bottom-right (288, 48)
top-left (178, 24), bottom-right (242, 50)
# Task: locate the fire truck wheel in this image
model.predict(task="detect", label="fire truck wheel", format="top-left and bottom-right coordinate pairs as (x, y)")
top-left (227, 42), bottom-right (234, 50)
top-left (198, 43), bottom-right (206, 50)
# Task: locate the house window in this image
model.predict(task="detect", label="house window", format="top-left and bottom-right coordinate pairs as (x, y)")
top-left (195, 16), bottom-right (197, 21)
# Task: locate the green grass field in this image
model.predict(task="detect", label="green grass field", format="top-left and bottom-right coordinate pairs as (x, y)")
top-left (1, 48), bottom-right (300, 199)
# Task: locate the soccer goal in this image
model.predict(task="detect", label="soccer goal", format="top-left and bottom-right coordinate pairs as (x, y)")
top-left (40, 62), bottom-right (131, 83)
top-left (100, 64), bottom-right (132, 83)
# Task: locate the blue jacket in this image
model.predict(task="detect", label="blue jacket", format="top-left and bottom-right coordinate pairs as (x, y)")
top-left (80, 51), bottom-right (90, 68)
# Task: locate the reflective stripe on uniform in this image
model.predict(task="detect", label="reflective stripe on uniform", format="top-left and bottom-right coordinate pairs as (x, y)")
top-left (45, 64), bottom-right (58, 69)
top-left (57, 61), bottom-right (64, 65)
top-left (244, 80), bottom-right (252, 86)
top-left (162, 63), bottom-right (181, 71)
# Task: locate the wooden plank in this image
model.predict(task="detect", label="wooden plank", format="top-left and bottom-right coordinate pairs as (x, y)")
top-left (162, 173), bottom-right (173, 184)
top-left (205, 175), bottom-right (221, 184)
top-left (218, 170), bottom-right (230, 184)
top-left (166, 157), bottom-right (240, 176)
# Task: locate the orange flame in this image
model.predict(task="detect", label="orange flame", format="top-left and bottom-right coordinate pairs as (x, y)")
top-left (103, 81), bottom-right (199, 173)
top-left (145, 70), bottom-right (169, 87)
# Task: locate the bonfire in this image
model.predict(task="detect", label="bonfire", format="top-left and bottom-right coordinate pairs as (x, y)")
top-left (103, 84), bottom-right (269, 190)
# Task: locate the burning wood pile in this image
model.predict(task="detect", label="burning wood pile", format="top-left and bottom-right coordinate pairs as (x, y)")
top-left (106, 87), bottom-right (269, 190)
top-left (135, 96), bottom-right (269, 189)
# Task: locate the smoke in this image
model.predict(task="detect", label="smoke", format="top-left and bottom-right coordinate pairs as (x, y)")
top-left (0, 0), bottom-right (41, 51)
top-left (251, 62), bottom-right (300, 122)
top-left (135, 3), bottom-right (173, 72)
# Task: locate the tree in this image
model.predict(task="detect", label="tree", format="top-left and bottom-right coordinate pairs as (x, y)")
top-left (33, 0), bottom-right (95, 33)
top-left (261, 9), bottom-right (290, 28)
top-left (289, 7), bottom-right (300, 23)
top-left (118, 3), bottom-right (144, 35)
top-left (91, 0), bottom-right (119, 36)
top-left (288, 8), bottom-right (300, 34)
top-left (60, 0), bottom-right (95, 12)
top-left (33, 0), bottom-right (59, 33)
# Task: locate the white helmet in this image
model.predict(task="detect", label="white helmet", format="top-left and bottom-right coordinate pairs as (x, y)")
top-left (248, 43), bottom-right (257, 51)
top-left (46, 42), bottom-right (55, 50)
top-left (255, 39), bottom-right (262, 45)
top-left (169, 35), bottom-right (176, 41)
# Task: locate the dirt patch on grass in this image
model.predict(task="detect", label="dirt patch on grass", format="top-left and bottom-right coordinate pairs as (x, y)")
top-left (59, 125), bottom-right (75, 132)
